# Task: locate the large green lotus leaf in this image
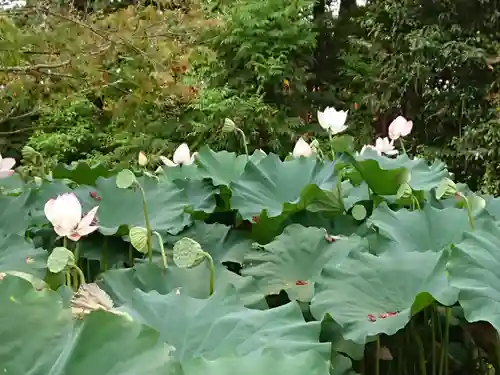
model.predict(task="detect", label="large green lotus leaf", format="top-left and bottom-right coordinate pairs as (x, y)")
top-left (311, 250), bottom-right (457, 344)
top-left (0, 233), bottom-right (47, 279)
top-left (0, 275), bottom-right (178, 374)
top-left (181, 350), bottom-right (330, 375)
top-left (447, 222), bottom-right (500, 332)
top-left (95, 176), bottom-right (215, 235)
top-left (193, 146), bottom-right (265, 186)
top-left (119, 285), bottom-right (329, 360)
top-left (52, 161), bottom-right (116, 186)
top-left (0, 191), bottom-right (31, 234)
top-left (367, 203), bottom-right (470, 253)
top-left (351, 150), bottom-right (448, 195)
top-left (484, 196), bottom-right (500, 221)
top-left (242, 224), bottom-right (361, 301)
top-left (0, 173), bottom-right (24, 192)
top-left (231, 154), bottom-right (338, 219)
top-left (100, 263), bottom-right (267, 309)
top-left (164, 222), bottom-right (253, 264)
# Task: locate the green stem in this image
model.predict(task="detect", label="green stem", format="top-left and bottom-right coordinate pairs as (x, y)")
top-left (202, 251), bottom-right (215, 295)
top-left (128, 242), bottom-right (134, 266)
top-left (375, 336), bottom-right (380, 375)
top-left (72, 265), bottom-right (86, 288)
top-left (74, 241), bottom-right (80, 263)
top-left (412, 195), bottom-right (421, 210)
top-left (65, 270), bottom-right (72, 290)
top-left (411, 319), bottom-right (427, 375)
top-left (63, 236), bottom-right (68, 250)
top-left (462, 195), bottom-right (475, 231)
top-left (439, 307), bottom-right (451, 375)
top-left (328, 132), bottom-right (336, 161)
top-left (400, 138), bottom-right (407, 154)
top-left (136, 182), bottom-right (153, 263)
top-left (235, 128), bottom-right (249, 156)
top-left (431, 307), bottom-right (436, 375)
top-left (101, 237), bottom-right (108, 272)
top-left (153, 231), bottom-right (167, 268)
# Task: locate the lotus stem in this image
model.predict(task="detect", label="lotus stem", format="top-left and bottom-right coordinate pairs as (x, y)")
top-left (439, 307), bottom-right (451, 375)
top-left (72, 265), bottom-right (86, 289)
top-left (128, 242), bottom-right (134, 266)
top-left (412, 195), bottom-right (421, 210)
top-left (400, 138), bottom-right (406, 154)
top-left (431, 307), bottom-right (436, 375)
top-left (65, 270), bottom-right (72, 290)
top-left (328, 132), bottom-right (336, 161)
top-left (136, 182), bottom-right (153, 263)
top-left (202, 251), bottom-right (215, 295)
top-left (411, 318), bottom-right (427, 375)
top-left (462, 195), bottom-right (475, 231)
top-left (235, 127), bottom-right (249, 156)
top-left (101, 237), bottom-right (108, 272)
top-left (153, 231), bottom-right (167, 268)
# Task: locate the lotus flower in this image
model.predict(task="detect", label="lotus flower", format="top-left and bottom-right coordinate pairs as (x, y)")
top-left (388, 116), bottom-right (413, 140)
top-left (160, 143), bottom-right (197, 167)
top-left (361, 137), bottom-right (398, 157)
top-left (44, 193), bottom-right (99, 241)
top-left (292, 137), bottom-right (313, 158)
top-left (0, 154), bottom-right (15, 178)
top-left (374, 137), bottom-right (398, 156)
top-left (138, 151), bottom-right (148, 166)
top-left (317, 107), bottom-right (348, 135)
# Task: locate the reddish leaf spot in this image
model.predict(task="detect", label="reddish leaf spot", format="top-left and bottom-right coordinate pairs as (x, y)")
top-left (455, 192), bottom-right (462, 200)
top-left (368, 314), bottom-right (377, 322)
top-left (251, 215), bottom-right (259, 224)
top-left (25, 256), bottom-right (34, 264)
top-left (89, 191), bottom-right (102, 201)
top-left (295, 280), bottom-right (308, 286)
top-left (379, 313), bottom-right (389, 319)
top-left (324, 234), bottom-right (336, 243)
top-left (354, 103), bottom-right (359, 110)
top-left (387, 311), bottom-right (398, 317)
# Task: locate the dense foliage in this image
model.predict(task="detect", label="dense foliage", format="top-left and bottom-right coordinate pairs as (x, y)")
top-left (1, 125), bottom-right (500, 374)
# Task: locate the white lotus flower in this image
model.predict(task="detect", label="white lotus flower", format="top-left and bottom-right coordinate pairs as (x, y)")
top-left (138, 151), bottom-right (148, 166)
top-left (317, 107), bottom-right (348, 135)
top-left (160, 143), bottom-right (197, 167)
top-left (292, 137), bottom-right (313, 158)
top-left (374, 137), bottom-right (398, 156)
top-left (0, 154), bottom-right (15, 178)
top-left (44, 193), bottom-right (99, 241)
top-left (388, 116), bottom-right (413, 140)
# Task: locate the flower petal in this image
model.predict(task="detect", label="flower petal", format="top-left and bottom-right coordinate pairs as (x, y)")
top-left (49, 193), bottom-right (82, 230)
top-left (76, 206), bottom-right (99, 237)
top-left (0, 157), bottom-right (16, 171)
top-left (173, 143), bottom-right (191, 165)
top-left (159, 156), bottom-right (177, 167)
top-left (44, 198), bottom-right (58, 224)
top-left (53, 224), bottom-right (73, 238)
top-left (0, 170), bottom-right (14, 179)
top-left (292, 137), bottom-right (312, 157)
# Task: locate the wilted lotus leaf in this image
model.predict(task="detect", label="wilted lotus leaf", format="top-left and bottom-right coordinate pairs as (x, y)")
top-left (173, 237), bottom-right (205, 269)
top-left (70, 283), bottom-right (130, 320)
top-left (129, 226), bottom-right (149, 254)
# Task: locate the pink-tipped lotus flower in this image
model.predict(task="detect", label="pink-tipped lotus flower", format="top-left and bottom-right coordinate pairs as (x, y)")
top-left (388, 116), bottom-right (413, 141)
top-left (0, 154), bottom-right (15, 178)
top-left (44, 193), bottom-right (99, 241)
